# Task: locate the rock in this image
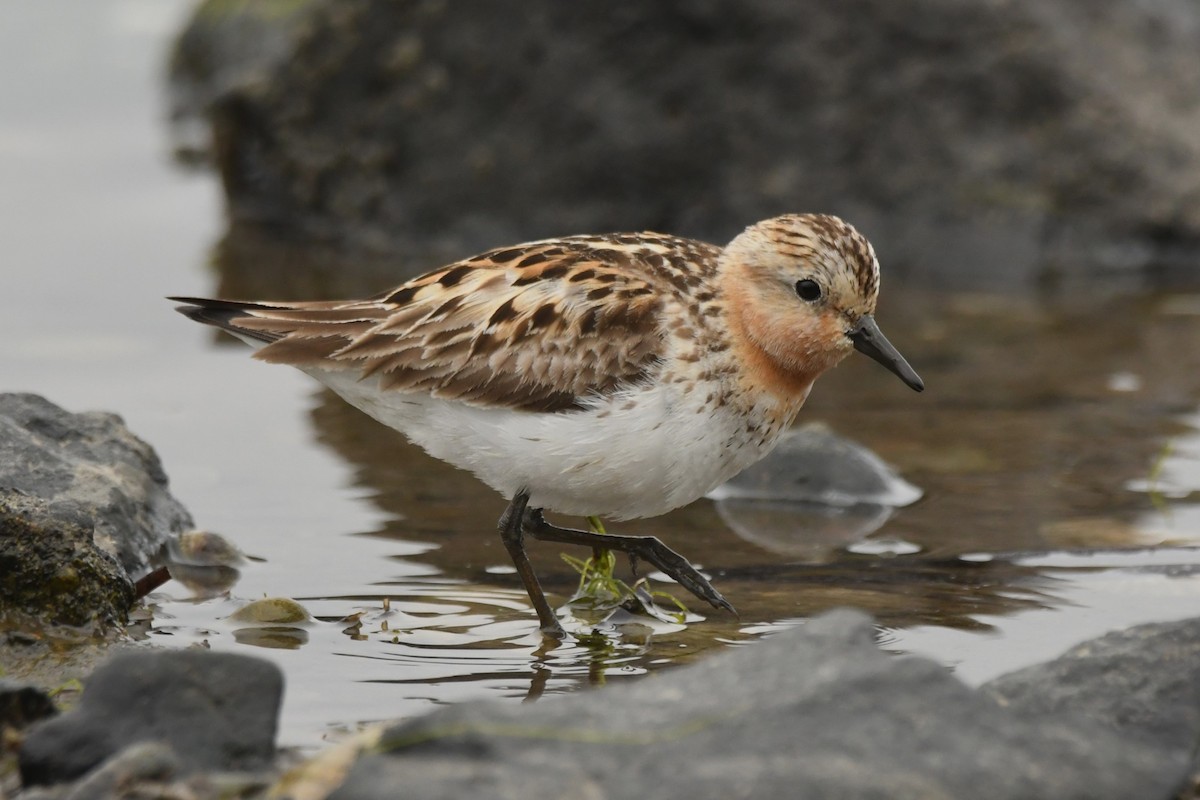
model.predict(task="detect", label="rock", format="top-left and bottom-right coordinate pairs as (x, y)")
top-left (0, 680), bottom-right (57, 731)
top-left (60, 742), bottom-right (178, 800)
top-left (708, 425), bottom-right (922, 557)
top-left (163, 530), bottom-right (246, 597)
top-left (982, 616), bottom-right (1200, 770)
top-left (165, 530), bottom-right (245, 568)
top-left (709, 424), bottom-right (923, 507)
top-left (171, 0), bottom-right (1200, 296)
top-left (328, 610), bottom-right (1197, 800)
top-left (167, 0), bottom-right (317, 164)
top-left (0, 495), bottom-right (134, 630)
top-left (229, 597), bottom-right (313, 625)
top-left (228, 597), bottom-right (313, 650)
top-left (0, 394), bottom-right (193, 628)
top-left (18, 651), bottom-right (283, 786)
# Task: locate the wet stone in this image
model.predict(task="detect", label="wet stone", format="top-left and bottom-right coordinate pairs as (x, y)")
top-left (709, 424), bottom-right (922, 507)
top-left (708, 424), bottom-right (922, 558)
top-left (0, 495), bottom-right (134, 630)
top-left (166, 530), bottom-right (245, 568)
top-left (229, 597), bottom-right (312, 625)
top-left (0, 394), bottom-right (193, 630)
top-left (18, 650), bottom-right (282, 787)
top-left (163, 530), bottom-right (248, 597)
top-left (329, 610), bottom-right (1198, 800)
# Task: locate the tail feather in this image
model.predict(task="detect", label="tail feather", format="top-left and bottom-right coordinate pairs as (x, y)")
top-left (168, 296), bottom-right (285, 344)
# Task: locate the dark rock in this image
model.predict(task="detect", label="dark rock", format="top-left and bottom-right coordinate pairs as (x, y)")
top-left (167, 0), bottom-right (315, 164)
top-left (0, 495), bottom-right (134, 630)
top-left (982, 616), bottom-right (1200, 770)
top-left (171, 0), bottom-right (1200, 296)
top-left (329, 610), bottom-right (1197, 800)
top-left (0, 393), bottom-right (193, 628)
top-left (18, 651), bottom-right (283, 786)
top-left (0, 680), bottom-right (57, 731)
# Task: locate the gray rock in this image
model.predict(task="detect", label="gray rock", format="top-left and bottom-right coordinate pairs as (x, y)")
top-left (708, 425), bottom-right (922, 557)
top-left (0, 394), bottom-right (193, 628)
top-left (171, 0), bottom-right (1200, 295)
top-left (329, 610), bottom-right (1198, 800)
top-left (983, 616), bottom-right (1200, 771)
top-left (336, 756), bottom-right (599, 800)
top-left (18, 651), bottom-right (283, 787)
top-left (708, 425), bottom-right (922, 508)
top-left (62, 742), bottom-right (178, 800)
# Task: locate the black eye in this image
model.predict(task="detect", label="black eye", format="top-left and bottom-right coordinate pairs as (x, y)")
top-left (795, 279), bottom-right (822, 302)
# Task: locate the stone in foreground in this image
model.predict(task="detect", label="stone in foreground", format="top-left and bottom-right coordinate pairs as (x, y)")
top-left (18, 651), bottom-right (282, 786)
top-left (330, 610), bottom-right (1198, 800)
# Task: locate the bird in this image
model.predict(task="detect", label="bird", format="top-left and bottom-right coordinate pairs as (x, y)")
top-left (171, 213), bottom-right (923, 637)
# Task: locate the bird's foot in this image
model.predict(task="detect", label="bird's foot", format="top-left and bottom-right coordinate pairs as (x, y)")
top-left (523, 509), bottom-right (736, 616)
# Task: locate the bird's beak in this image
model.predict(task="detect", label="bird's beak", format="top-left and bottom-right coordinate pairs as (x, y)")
top-left (847, 315), bottom-right (924, 392)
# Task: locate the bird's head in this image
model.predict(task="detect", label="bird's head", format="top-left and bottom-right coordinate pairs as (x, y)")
top-left (719, 213), bottom-right (924, 395)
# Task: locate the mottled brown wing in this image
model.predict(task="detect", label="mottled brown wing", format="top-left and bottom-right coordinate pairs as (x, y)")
top-left (222, 240), bottom-right (682, 412)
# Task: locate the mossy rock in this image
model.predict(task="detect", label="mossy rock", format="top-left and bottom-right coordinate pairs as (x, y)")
top-left (0, 495), bottom-right (134, 631)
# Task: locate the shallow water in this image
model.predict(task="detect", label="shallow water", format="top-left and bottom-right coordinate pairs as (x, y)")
top-left (4, 0), bottom-right (1200, 750)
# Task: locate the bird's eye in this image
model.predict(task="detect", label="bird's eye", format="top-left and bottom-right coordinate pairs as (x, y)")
top-left (795, 279), bottom-right (822, 302)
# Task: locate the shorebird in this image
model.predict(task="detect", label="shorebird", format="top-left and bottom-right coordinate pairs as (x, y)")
top-left (171, 213), bottom-right (923, 637)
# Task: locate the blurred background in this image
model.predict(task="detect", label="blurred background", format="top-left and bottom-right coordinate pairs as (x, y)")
top-left (4, 0), bottom-right (1200, 747)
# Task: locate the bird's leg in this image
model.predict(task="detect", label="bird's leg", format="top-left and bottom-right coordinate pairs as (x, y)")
top-left (498, 490), bottom-right (566, 638)
top-left (627, 553), bottom-right (642, 583)
top-left (585, 515), bottom-right (615, 585)
top-left (521, 508), bottom-right (736, 615)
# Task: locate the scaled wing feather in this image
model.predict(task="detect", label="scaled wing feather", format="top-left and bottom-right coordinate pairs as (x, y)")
top-left (238, 241), bottom-right (673, 412)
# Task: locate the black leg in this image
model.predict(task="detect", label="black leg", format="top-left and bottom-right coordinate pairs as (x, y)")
top-left (498, 491), bottom-right (566, 638)
top-left (521, 508), bottom-right (736, 615)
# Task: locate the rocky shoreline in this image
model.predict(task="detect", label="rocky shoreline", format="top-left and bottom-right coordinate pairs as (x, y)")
top-left (0, 391), bottom-right (1197, 797)
top-left (4, 608), bottom-right (1198, 799)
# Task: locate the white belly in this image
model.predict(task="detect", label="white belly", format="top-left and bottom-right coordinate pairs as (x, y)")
top-left (309, 369), bottom-right (789, 520)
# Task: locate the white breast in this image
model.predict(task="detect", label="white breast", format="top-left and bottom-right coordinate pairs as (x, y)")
top-left (309, 367), bottom-right (792, 520)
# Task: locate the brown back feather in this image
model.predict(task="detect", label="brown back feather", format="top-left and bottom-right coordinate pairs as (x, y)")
top-left (211, 236), bottom-right (715, 412)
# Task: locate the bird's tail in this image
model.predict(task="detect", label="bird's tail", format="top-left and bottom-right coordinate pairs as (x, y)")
top-left (168, 297), bottom-right (285, 345)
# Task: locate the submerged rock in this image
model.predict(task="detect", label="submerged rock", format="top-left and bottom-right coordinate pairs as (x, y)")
top-left (166, 530), bottom-right (245, 568)
top-left (18, 650), bottom-right (283, 787)
top-left (709, 425), bottom-right (922, 507)
top-left (163, 530), bottom-right (246, 597)
top-left (708, 425), bottom-right (922, 558)
top-left (0, 393), bottom-right (193, 629)
top-left (229, 597), bottom-right (312, 625)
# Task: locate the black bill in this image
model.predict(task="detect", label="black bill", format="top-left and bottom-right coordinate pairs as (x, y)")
top-left (848, 315), bottom-right (924, 392)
